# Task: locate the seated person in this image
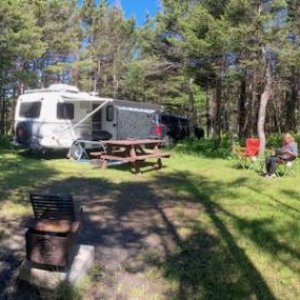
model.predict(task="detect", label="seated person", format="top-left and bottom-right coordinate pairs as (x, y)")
top-left (265, 133), bottom-right (298, 177)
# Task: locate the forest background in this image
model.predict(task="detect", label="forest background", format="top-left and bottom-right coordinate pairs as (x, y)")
top-left (1, 0), bottom-right (300, 152)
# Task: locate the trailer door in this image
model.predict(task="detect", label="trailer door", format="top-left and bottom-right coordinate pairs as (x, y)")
top-left (92, 104), bottom-right (102, 138)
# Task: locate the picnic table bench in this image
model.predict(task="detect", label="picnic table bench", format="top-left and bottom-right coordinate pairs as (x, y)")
top-left (100, 139), bottom-right (171, 173)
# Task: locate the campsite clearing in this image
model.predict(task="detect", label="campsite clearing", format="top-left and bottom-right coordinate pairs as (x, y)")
top-left (0, 149), bottom-right (300, 299)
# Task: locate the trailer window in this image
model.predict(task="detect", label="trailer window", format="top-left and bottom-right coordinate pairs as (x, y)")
top-left (106, 105), bottom-right (114, 121)
top-left (57, 103), bottom-right (74, 120)
top-left (19, 102), bottom-right (41, 118)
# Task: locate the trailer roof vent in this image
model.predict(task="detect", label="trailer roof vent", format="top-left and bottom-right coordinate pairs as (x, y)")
top-left (48, 84), bottom-right (79, 93)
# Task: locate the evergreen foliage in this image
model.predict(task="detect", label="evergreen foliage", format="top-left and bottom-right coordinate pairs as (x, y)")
top-left (1, 0), bottom-right (300, 144)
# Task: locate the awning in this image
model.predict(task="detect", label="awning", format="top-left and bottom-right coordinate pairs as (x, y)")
top-left (61, 92), bottom-right (113, 103)
top-left (57, 94), bottom-right (113, 136)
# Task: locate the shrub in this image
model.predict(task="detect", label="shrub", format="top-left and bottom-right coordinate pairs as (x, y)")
top-left (173, 137), bottom-right (233, 159)
top-left (266, 134), bottom-right (282, 148)
top-left (0, 135), bottom-right (13, 149)
top-left (266, 133), bottom-right (300, 149)
top-left (172, 133), bottom-right (300, 159)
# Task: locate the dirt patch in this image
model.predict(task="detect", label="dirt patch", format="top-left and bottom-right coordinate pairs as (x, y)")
top-left (77, 180), bottom-right (195, 299)
top-left (0, 216), bottom-right (41, 299)
top-left (0, 177), bottom-right (202, 299)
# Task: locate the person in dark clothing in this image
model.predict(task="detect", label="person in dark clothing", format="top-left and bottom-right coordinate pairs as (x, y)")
top-left (265, 133), bottom-right (298, 177)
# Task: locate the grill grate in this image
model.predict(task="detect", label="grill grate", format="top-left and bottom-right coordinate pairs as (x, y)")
top-left (30, 194), bottom-right (78, 221)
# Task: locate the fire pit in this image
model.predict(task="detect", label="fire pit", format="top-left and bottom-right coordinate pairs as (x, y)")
top-left (25, 194), bottom-right (82, 268)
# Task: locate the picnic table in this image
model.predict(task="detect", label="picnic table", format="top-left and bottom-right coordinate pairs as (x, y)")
top-left (100, 139), bottom-right (171, 173)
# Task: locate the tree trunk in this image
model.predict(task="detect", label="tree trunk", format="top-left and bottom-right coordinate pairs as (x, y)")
top-left (286, 68), bottom-right (297, 131)
top-left (215, 77), bottom-right (222, 140)
top-left (187, 78), bottom-right (195, 138)
top-left (272, 97), bottom-right (282, 135)
top-left (247, 70), bottom-right (257, 137)
top-left (272, 76), bottom-right (282, 135)
top-left (94, 59), bottom-right (101, 93)
top-left (258, 49), bottom-right (272, 156)
top-left (208, 90), bottom-right (217, 138)
top-left (71, 52), bottom-right (80, 87)
top-left (113, 54), bottom-right (117, 98)
top-left (0, 86), bottom-right (5, 135)
top-left (297, 68), bottom-right (300, 133)
top-left (209, 83), bottom-right (221, 139)
top-left (238, 75), bottom-right (246, 139)
top-left (206, 92), bottom-right (211, 137)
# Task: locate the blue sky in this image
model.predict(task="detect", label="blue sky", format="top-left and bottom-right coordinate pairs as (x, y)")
top-left (109, 0), bottom-right (160, 26)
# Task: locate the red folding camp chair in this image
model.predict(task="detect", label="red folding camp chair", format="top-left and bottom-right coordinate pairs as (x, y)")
top-left (236, 138), bottom-right (261, 170)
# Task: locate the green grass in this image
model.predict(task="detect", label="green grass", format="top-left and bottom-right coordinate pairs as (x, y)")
top-left (1, 147), bottom-right (300, 299)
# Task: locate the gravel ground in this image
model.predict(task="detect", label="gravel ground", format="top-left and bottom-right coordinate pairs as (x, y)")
top-left (0, 177), bottom-right (199, 299)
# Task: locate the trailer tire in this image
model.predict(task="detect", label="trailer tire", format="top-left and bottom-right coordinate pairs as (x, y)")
top-left (15, 122), bottom-right (31, 145)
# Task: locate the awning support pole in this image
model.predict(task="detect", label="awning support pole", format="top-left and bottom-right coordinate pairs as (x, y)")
top-left (56, 100), bottom-right (110, 137)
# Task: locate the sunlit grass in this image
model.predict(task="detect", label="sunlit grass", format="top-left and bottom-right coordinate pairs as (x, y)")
top-left (1, 148), bottom-right (300, 299)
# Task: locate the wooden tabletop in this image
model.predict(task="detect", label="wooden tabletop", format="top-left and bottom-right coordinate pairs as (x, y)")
top-left (103, 139), bottom-right (164, 146)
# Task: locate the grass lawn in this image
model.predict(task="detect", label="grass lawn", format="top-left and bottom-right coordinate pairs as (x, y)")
top-left (0, 148), bottom-right (300, 299)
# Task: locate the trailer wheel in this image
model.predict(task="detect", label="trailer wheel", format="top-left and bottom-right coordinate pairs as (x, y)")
top-left (15, 122), bottom-right (31, 145)
top-left (68, 142), bottom-right (84, 160)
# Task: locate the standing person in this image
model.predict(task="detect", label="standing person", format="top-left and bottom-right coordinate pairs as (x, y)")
top-left (265, 133), bottom-right (298, 177)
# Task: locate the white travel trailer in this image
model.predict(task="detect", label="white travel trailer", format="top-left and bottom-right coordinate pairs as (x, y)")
top-left (14, 84), bottom-right (163, 154)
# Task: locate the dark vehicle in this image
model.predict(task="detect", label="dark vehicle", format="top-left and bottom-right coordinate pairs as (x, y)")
top-left (161, 114), bottom-right (190, 142)
top-left (149, 114), bottom-right (204, 144)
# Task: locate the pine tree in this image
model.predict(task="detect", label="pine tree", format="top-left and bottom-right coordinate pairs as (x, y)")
top-left (32, 0), bottom-right (81, 87)
top-left (78, 0), bottom-right (136, 97)
top-left (0, 0), bottom-right (44, 134)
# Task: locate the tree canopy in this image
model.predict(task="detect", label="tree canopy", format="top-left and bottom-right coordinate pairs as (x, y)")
top-left (1, 0), bottom-right (300, 149)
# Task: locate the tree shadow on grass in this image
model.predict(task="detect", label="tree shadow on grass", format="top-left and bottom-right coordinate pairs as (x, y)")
top-left (0, 216), bottom-right (41, 300)
top-left (0, 151), bottom-right (60, 299)
top-left (0, 151), bottom-right (59, 203)
top-left (4, 167), bottom-right (296, 299)
top-left (156, 172), bottom-right (277, 300)
top-left (239, 185), bottom-right (300, 274)
top-left (35, 173), bottom-right (277, 299)
top-left (280, 189), bottom-right (300, 202)
top-left (18, 149), bottom-right (68, 160)
top-left (92, 160), bottom-right (168, 174)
